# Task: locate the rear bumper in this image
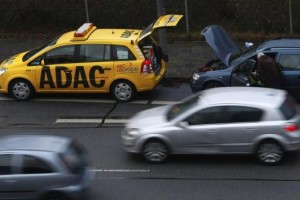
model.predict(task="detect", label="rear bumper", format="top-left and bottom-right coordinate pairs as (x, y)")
top-left (284, 140), bottom-right (300, 152)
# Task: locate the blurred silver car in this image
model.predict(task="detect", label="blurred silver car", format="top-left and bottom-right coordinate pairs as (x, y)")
top-left (0, 134), bottom-right (95, 200)
top-left (121, 87), bottom-right (300, 165)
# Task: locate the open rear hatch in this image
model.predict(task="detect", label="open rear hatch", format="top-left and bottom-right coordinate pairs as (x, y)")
top-left (137, 15), bottom-right (183, 75)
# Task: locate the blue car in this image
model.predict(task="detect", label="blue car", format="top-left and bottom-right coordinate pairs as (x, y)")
top-left (190, 25), bottom-right (300, 99)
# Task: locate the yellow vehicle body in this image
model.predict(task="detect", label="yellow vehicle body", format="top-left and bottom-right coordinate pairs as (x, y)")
top-left (0, 15), bottom-right (183, 101)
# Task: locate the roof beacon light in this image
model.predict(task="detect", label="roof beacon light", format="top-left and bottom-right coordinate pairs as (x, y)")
top-left (74, 23), bottom-right (94, 37)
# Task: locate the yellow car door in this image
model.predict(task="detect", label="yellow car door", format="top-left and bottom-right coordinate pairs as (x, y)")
top-left (36, 45), bottom-right (77, 92)
top-left (77, 44), bottom-right (114, 92)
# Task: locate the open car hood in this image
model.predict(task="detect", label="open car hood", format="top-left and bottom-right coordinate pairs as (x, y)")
top-left (138, 14), bottom-right (183, 42)
top-left (201, 25), bottom-right (241, 66)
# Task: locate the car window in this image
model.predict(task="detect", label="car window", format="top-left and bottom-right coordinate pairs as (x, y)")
top-left (0, 154), bottom-right (12, 175)
top-left (185, 106), bottom-right (224, 125)
top-left (234, 59), bottom-right (256, 76)
top-left (225, 106), bottom-right (263, 123)
top-left (21, 155), bottom-right (53, 174)
top-left (278, 54), bottom-right (300, 70)
top-left (23, 36), bottom-right (59, 62)
top-left (79, 44), bottom-right (111, 62)
top-left (113, 45), bottom-right (136, 61)
top-left (167, 94), bottom-right (200, 121)
top-left (44, 45), bottom-right (76, 65)
top-left (280, 96), bottom-right (297, 120)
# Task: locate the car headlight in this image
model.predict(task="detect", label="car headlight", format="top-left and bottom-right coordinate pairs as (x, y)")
top-left (0, 68), bottom-right (7, 76)
top-left (123, 128), bottom-right (140, 140)
top-left (192, 73), bottom-right (200, 80)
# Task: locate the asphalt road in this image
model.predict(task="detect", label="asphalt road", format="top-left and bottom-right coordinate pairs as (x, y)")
top-left (1, 83), bottom-right (300, 200)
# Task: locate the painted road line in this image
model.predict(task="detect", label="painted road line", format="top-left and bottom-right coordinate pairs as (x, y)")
top-left (151, 100), bottom-right (179, 105)
top-left (0, 96), bottom-right (178, 105)
top-left (55, 118), bottom-right (128, 124)
top-left (33, 98), bottom-right (116, 104)
top-left (0, 96), bottom-right (14, 101)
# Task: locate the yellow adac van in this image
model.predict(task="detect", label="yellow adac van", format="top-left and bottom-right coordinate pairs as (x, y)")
top-left (0, 14), bottom-right (183, 102)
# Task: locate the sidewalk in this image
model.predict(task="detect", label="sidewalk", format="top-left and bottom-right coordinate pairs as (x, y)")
top-left (0, 39), bottom-right (211, 79)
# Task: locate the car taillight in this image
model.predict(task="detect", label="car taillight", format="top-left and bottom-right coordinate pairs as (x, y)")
top-left (284, 123), bottom-right (299, 132)
top-left (141, 59), bottom-right (153, 74)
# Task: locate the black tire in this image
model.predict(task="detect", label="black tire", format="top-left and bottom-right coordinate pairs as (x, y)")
top-left (142, 140), bottom-right (169, 163)
top-left (256, 140), bottom-right (284, 165)
top-left (110, 80), bottom-right (135, 102)
top-left (203, 82), bottom-right (223, 90)
top-left (9, 79), bottom-right (34, 101)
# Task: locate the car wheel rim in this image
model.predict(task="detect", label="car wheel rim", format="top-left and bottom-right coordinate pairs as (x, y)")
top-left (12, 82), bottom-right (30, 100)
top-left (114, 83), bottom-right (132, 101)
top-left (143, 142), bottom-right (168, 163)
top-left (258, 143), bottom-right (283, 164)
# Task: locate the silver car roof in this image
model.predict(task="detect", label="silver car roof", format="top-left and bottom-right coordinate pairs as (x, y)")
top-left (199, 87), bottom-right (287, 108)
top-left (0, 135), bottom-right (71, 153)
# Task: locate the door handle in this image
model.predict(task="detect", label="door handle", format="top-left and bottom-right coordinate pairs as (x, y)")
top-left (103, 67), bottom-right (111, 70)
top-left (246, 128), bottom-right (258, 132)
top-left (206, 130), bottom-right (217, 134)
top-left (4, 179), bottom-right (16, 184)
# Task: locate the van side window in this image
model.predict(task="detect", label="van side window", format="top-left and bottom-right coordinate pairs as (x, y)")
top-left (0, 154), bottom-right (12, 175)
top-left (79, 44), bottom-right (111, 62)
top-left (278, 54), bottom-right (300, 70)
top-left (22, 155), bottom-right (53, 174)
top-left (44, 45), bottom-right (75, 65)
top-left (113, 45), bottom-right (136, 61)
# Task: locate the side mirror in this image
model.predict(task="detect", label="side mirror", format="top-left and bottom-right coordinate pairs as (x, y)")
top-left (176, 121), bottom-right (189, 129)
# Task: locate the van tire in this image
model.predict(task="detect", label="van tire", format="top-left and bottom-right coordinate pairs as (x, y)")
top-left (9, 79), bottom-right (34, 101)
top-left (110, 80), bottom-right (135, 102)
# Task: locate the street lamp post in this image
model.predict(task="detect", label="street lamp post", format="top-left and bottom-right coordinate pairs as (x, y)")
top-left (85, 0), bottom-right (90, 22)
top-left (289, 0), bottom-right (293, 34)
top-left (156, 0), bottom-right (168, 55)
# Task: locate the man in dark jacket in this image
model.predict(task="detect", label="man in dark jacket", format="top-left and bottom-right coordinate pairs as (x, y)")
top-left (256, 52), bottom-right (283, 89)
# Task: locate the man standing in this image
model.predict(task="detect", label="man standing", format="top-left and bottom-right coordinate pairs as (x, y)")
top-left (256, 52), bottom-right (283, 89)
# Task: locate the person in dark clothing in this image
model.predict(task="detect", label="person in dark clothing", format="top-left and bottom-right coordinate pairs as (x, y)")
top-left (256, 52), bottom-right (283, 89)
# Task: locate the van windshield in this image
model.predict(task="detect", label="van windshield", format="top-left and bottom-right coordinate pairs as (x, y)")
top-left (22, 36), bottom-right (59, 62)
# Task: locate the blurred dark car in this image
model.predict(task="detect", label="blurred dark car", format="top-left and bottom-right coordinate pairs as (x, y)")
top-left (190, 25), bottom-right (300, 100)
top-left (121, 87), bottom-right (300, 165)
top-left (0, 134), bottom-right (95, 200)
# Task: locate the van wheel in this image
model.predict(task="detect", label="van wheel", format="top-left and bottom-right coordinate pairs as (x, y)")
top-left (256, 141), bottom-right (284, 165)
top-left (9, 79), bottom-right (34, 101)
top-left (111, 80), bottom-right (135, 102)
top-left (203, 82), bottom-right (223, 90)
top-left (142, 140), bottom-right (169, 163)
